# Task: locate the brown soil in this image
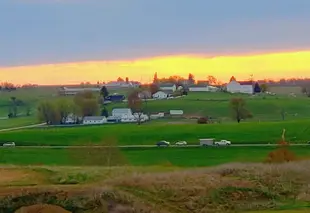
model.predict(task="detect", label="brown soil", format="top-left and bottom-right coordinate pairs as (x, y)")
top-left (0, 185), bottom-right (92, 197)
top-left (14, 204), bottom-right (71, 213)
top-left (0, 168), bottom-right (43, 185)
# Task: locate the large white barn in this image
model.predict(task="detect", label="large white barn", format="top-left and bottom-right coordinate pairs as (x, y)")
top-left (226, 80), bottom-right (254, 94)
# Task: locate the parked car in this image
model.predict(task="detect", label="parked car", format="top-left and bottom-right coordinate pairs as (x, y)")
top-left (2, 142), bottom-right (15, 147)
top-left (175, 141), bottom-right (187, 146)
top-left (214, 140), bottom-right (231, 146)
top-left (156, 141), bottom-right (170, 147)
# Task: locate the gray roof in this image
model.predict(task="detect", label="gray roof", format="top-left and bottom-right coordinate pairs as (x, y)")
top-left (83, 116), bottom-right (106, 121)
top-left (159, 83), bottom-right (175, 87)
top-left (189, 85), bottom-right (208, 88)
top-left (161, 90), bottom-right (174, 94)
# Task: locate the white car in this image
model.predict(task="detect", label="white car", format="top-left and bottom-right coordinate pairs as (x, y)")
top-left (2, 142), bottom-right (15, 147)
top-left (175, 141), bottom-right (187, 146)
top-left (214, 140), bottom-right (231, 146)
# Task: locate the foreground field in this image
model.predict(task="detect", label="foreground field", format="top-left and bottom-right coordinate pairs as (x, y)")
top-left (1, 161), bottom-right (310, 212)
top-left (1, 120), bottom-right (310, 146)
top-left (1, 146), bottom-right (310, 166)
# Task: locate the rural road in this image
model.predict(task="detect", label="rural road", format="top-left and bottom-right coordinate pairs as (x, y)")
top-left (1, 144), bottom-right (308, 149)
top-left (0, 123), bottom-right (46, 132)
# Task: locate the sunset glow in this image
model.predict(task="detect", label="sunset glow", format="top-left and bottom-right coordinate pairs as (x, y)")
top-left (1, 51), bottom-right (310, 85)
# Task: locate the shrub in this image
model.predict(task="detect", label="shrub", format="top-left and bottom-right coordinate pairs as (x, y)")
top-left (265, 148), bottom-right (297, 163)
top-left (197, 117), bottom-right (208, 124)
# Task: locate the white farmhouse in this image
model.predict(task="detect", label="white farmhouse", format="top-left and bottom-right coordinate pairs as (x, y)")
top-left (152, 91), bottom-right (168, 99)
top-left (226, 80), bottom-right (254, 94)
top-left (110, 108), bottom-right (149, 123)
top-left (83, 116), bottom-right (107, 125)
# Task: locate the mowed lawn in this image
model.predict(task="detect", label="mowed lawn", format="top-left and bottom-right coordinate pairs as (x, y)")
top-left (1, 146), bottom-right (310, 166)
top-left (0, 117), bottom-right (38, 130)
top-left (1, 120), bottom-right (310, 146)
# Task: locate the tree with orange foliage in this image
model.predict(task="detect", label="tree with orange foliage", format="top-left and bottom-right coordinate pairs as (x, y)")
top-left (207, 75), bottom-right (218, 85)
top-left (265, 129), bottom-right (297, 163)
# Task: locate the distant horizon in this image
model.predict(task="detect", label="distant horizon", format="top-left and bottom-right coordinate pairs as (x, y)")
top-left (1, 50), bottom-right (310, 85)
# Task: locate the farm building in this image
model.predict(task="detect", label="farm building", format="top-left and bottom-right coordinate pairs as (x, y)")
top-left (112, 108), bottom-right (133, 117)
top-left (226, 80), bottom-right (254, 94)
top-left (83, 116), bottom-right (107, 125)
top-left (188, 85), bottom-right (210, 92)
top-left (159, 83), bottom-right (177, 92)
top-left (110, 108), bottom-right (148, 123)
top-left (104, 81), bottom-right (140, 89)
top-left (138, 90), bottom-right (152, 99)
top-left (105, 94), bottom-right (125, 102)
top-left (170, 110), bottom-right (184, 115)
top-left (58, 87), bottom-right (100, 96)
top-left (152, 91), bottom-right (168, 99)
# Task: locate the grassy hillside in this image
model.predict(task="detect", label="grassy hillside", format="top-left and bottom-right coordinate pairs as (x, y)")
top-left (1, 162), bottom-right (310, 212)
top-left (1, 87), bottom-right (310, 122)
top-left (1, 146), bottom-right (310, 166)
top-left (107, 92), bottom-right (310, 122)
top-left (1, 120), bottom-right (310, 146)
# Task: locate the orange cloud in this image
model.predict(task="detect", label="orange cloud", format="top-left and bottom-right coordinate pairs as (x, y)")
top-left (1, 51), bottom-right (310, 85)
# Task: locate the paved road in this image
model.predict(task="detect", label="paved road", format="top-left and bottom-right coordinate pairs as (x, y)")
top-left (0, 123), bottom-right (46, 132)
top-left (1, 144), bottom-right (308, 149)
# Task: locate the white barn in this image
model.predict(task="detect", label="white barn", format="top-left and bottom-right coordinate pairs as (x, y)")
top-left (226, 80), bottom-right (253, 94)
top-left (152, 91), bottom-right (168, 99)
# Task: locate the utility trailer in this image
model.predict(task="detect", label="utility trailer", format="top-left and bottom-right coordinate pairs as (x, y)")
top-left (199, 138), bottom-right (215, 146)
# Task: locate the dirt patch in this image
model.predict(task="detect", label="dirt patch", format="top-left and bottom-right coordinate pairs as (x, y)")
top-left (15, 204), bottom-right (71, 213)
top-left (0, 168), bottom-right (43, 185)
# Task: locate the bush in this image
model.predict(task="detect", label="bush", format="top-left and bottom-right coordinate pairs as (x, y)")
top-left (197, 117), bottom-right (208, 124)
top-left (265, 148), bottom-right (297, 163)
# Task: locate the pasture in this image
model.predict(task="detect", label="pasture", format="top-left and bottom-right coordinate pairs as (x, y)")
top-left (1, 146), bottom-right (310, 166)
top-left (0, 120), bottom-right (310, 146)
top-left (0, 86), bottom-right (310, 130)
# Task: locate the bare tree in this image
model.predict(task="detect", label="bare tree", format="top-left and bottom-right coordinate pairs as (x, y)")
top-left (229, 98), bottom-right (253, 123)
top-left (128, 90), bottom-right (144, 125)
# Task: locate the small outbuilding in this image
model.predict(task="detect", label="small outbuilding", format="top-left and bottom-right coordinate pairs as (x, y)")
top-left (83, 116), bottom-right (107, 125)
top-left (152, 91), bottom-right (168, 99)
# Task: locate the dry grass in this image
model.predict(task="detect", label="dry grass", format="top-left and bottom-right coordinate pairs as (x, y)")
top-left (2, 162), bottom-right (310, 212)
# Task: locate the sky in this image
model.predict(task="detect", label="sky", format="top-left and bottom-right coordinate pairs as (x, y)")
top-left (1, 0), bottom-right (310, 85)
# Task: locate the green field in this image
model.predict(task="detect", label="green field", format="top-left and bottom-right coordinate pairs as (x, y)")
top-left (108, 92), bottom-right (310, 121)
top-left (0, 120), bottom-right (309, 146)
top-left (1, 146), bottom-right (310, 166)
top-left (1, 87), bottom-right (310, 125)
top-left (0, 117), bottom-right (38, 130)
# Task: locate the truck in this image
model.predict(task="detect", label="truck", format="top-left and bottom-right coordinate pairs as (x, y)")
top-left (200, 139), bottom-right (232, 146)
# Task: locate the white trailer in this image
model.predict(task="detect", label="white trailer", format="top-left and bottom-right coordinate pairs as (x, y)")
top-left (199, 138), bottom-right (214, 146)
